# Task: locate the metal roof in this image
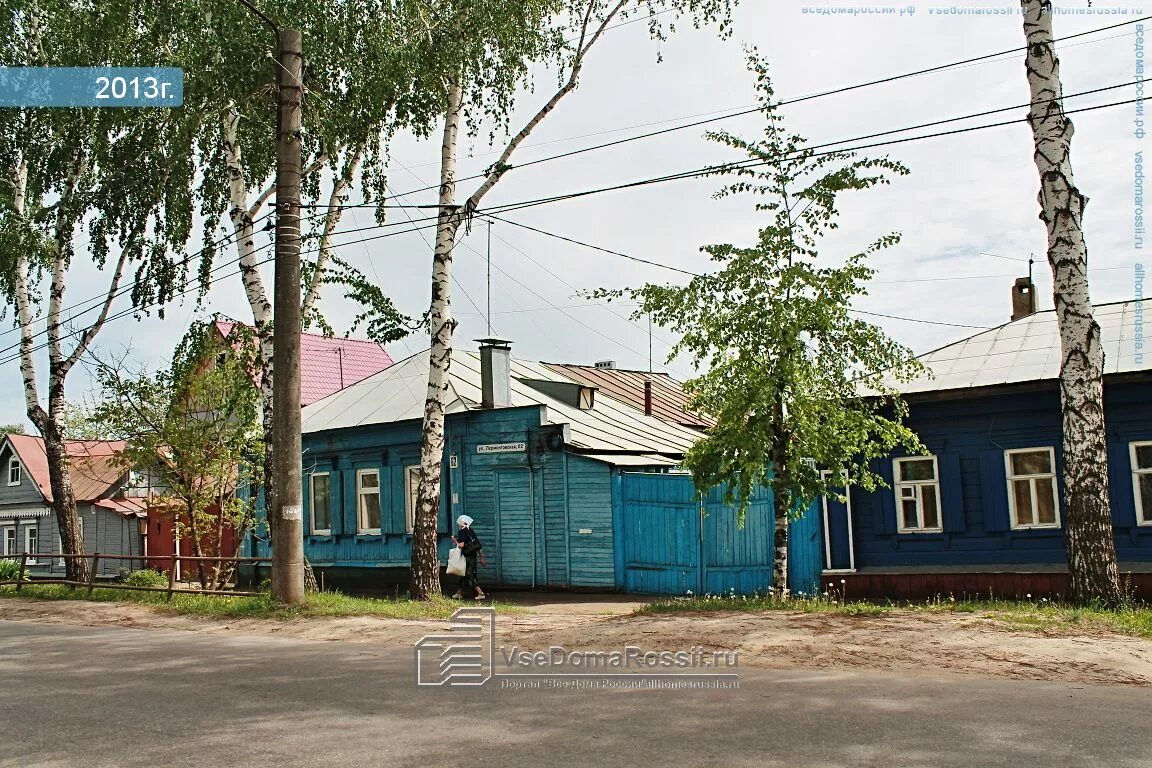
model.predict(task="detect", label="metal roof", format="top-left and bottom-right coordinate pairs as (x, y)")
top-left (874, 300), bottom-right (1149, 395)
top-left (3, 435), bottom-right (129, 504)
top-left (301, 348), bottom-right (705, 456)
top-left (542, 363), bottom-right (713, 429)
top-left (213, 321), bottom-right (394, 406)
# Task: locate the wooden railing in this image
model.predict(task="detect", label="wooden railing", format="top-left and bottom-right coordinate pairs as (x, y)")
top-left (0, 553), bottom-right (270, 600)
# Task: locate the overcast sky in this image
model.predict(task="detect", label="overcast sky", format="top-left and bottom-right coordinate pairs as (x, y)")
top-left (2, 0), bottom-right (1145, 428)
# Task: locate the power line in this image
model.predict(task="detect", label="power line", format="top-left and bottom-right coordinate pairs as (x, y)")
top-left (386, 15), bottom-right (1146, 199)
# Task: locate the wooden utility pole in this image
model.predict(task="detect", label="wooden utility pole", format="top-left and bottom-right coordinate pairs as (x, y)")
top-left (270, 27), bottom-right (305, 604)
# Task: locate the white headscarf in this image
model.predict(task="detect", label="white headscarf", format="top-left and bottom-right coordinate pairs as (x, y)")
top-left (456, 515), bottom-right (474, 528)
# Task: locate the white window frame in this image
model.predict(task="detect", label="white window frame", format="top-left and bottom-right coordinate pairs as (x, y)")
top-left (2, 526), bottom-right (14, 557)
top-left (309, 472), bottom-right (332, 535)
top-left (1131, 441), bottom-right (1152, 527)
top-left (356, 469), bottom-right (382, 535)
top-left (1004, 447), bottom-right (1061, 530)
top-left (7, 457), bottom-right (20, 486)
top-left (24, 524), bottom-right (37, 565)
top-left (403, 466), bottom-right (420, 535)
top-left (893, 456), bottom-right (943, 533)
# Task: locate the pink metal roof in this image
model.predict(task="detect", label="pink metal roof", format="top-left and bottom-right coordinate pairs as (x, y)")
top-left (213, 321), bottom-right (394, 406)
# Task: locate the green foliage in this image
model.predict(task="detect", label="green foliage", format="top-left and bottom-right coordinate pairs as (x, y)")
top-left (87, 321), bottom-right (263, 570)
top-left (122, 569), bottom-right (168, 588)
top-left (0, 583), bottom-right (526, 620)
top-left (597, 51), bottom-right (927, 517)
top-left (0, 558), bottom-right (21, 581)
top-left (0, 424), bottom-right (24, 435)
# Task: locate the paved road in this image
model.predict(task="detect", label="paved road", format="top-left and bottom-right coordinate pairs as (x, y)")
top-left (1, 620), bottom-right (1149, 768)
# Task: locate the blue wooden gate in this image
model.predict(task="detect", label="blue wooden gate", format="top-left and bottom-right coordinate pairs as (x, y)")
top-left (618, 472), bottom-right (822, 596)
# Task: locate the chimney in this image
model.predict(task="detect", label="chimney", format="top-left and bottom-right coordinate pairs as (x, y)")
top-left (477, 338), bottom-right (512, 408)
top-left (643, 379), bottom-right (653, 417)
top-left (1011, 276), bottom-right (1038, 321)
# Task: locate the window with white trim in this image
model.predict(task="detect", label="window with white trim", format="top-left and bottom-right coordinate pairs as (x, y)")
top-left (24, 525), bottom-right (37, 565)
top-left (893, 456), bottom-right (942, 532)
top-left (1005, 448), bottom-right (1060, 529)
top-left (310, 473), bottom-right (332, 535)
top-left (1131, 441), bottom-right (1152, 526)
top-left (404, 466), bottom-right (420, 534)
top-left (356, 469), bottom-right (381, 534)
top-left (2, 527), bottom-right (14, 556)
top-left (7, 457), bottom-right (20, 486)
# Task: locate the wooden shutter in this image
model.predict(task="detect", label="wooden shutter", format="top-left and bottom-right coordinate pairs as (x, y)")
top-left (979, 449), bottom-right (1010, 533)
top-left (874, 458), bottom-right (897, 535)
top-left (940, 453), bottom-right (966, 533)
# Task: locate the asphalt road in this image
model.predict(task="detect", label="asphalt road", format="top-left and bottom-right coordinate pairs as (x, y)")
top-left (1, 619), bottom-right (1149, 768)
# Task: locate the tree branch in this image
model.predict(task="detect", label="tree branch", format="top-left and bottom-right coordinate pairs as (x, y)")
top-left (464, 0), bottom-right (628, 211)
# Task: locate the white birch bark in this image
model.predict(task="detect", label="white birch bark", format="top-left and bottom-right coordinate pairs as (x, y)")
top-left (407, 6), bottom-right (631, 598)
top-left (301, 146), bottom-right (364, 321)
top-left (1021, 0), bottom-right (1122, 604)
top-left (410, 81), bottom-right (464, 598)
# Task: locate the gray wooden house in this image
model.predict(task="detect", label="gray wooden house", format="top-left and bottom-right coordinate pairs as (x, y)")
top-left (0, 434), bottom-right (148, 578)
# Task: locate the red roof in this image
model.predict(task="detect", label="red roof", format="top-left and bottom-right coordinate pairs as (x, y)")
top-left (213, 321), bottom-right (394, 406)
top-left (4, 434), bottom-right (130, 504)
top-left (542, 363), bottom-right (713, 429)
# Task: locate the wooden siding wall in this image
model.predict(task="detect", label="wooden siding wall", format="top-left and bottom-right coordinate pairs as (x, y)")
top-left (293, 406), bottom-right (620, 589)
top-left (7, 504), bottom-right (144, 578)
top-left (850, 380), bottom-right (1152, 571)
top-left (0, 444), bottom-right (51, 507)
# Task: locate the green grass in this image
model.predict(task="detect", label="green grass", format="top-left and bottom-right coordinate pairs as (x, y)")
top-left (0, 583), bottom-right (525, 621)
top-left (639, 592), bottom-right (1152, 638)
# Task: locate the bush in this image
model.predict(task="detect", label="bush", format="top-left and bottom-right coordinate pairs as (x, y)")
top-left (122, 569), bottom-right (167, 588)
top-left (0, 559), bottom-right (20, 581)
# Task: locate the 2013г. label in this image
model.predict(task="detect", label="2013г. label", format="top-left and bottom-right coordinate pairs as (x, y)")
top-left (94, 75), bottom-right (173, 101)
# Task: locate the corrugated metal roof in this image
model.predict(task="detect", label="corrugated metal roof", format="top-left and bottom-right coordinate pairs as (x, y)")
top-left (5, 435), bottom-right (129, 504)
top-left (214, 320), bottom-right (394, 405)
top-left (542, 363), bottom-right (713, 429)
top-left (875, 300), bottom-right (1149, 395)
top-left (302, 348), bottom-right (705, 455)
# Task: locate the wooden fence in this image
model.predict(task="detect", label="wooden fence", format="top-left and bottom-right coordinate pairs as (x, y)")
top-left (0, 553), bottom-right (270, 600)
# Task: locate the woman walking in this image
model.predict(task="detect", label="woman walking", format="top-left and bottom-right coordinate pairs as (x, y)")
top-left (451, 515), bottom-right (487, 600)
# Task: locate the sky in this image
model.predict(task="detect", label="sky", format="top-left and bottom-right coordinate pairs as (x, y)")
top-left (2, 0), bottom-right (1146, 429)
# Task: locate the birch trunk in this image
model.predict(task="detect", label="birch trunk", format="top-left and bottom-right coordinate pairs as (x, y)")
top-left (410, 81), bottom-right (464, 599)
top-left (1021, 0), bottom-right (1123, 605)
top-left (770, 401), bottom-right (788, 595)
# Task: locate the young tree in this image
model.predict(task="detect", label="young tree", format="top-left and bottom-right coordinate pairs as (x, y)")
top-left (598, 53), bottom-right (925, 591)
top-left (407, 0), bottom-right (739, 599)
top-left (0, 1), bottom-right (204, 583)
top-left (1019, 0), bottom-right (1122, 605)
top-left (87, 323), bottom-right (263, 591)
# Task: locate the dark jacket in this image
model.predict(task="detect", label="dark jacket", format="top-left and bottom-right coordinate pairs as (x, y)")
top-left (458, 526), bottom-right (482, 558)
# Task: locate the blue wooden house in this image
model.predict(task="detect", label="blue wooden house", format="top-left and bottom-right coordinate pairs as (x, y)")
top-left (274, 340), bottom-right (823, 595)
top-left (829, 299), bottom-right (1152, 600)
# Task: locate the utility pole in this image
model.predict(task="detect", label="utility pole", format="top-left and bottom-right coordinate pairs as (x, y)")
top-left (270, 27), bottom-right (305, 604)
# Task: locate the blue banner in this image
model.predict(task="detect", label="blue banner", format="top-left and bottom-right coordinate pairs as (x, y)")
top-left (0, 67), bottom-right (183, 107)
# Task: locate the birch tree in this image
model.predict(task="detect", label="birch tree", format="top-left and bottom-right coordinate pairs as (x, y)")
top-left (188, 0), bottom-right (421, 543)
top-left (1020, 0), bottom-right (1123, 605)
top-left (0, 1), bottom-right (202, 583)
top-left (596, 53), bottom-right (924, 592)
top-left (408, 0), bottom-right (738, 599)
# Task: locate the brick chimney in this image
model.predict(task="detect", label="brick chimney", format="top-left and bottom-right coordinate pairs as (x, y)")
top-left (1011, 277), bottom-right (1037, 321)
top-left (476, 338), bottom-right (512, 408)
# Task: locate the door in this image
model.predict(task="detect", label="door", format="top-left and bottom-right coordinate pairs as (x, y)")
top-left (821, 470), bottom-right (855, 572)
top-left (620, 473), bottom-right (700, 595)
top-left (495, 469), bottom-right (535, 586)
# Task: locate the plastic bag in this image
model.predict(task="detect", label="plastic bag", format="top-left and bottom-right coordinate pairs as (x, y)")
top-left (447, 547), bottom-right (467, 576)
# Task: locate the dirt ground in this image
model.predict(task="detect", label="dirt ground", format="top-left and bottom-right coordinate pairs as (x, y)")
top-left (1, 596), bottom-right (1150, 686)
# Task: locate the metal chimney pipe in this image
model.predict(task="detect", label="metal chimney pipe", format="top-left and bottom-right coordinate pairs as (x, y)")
top-left (476, 338), bottom-right (513, 408)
